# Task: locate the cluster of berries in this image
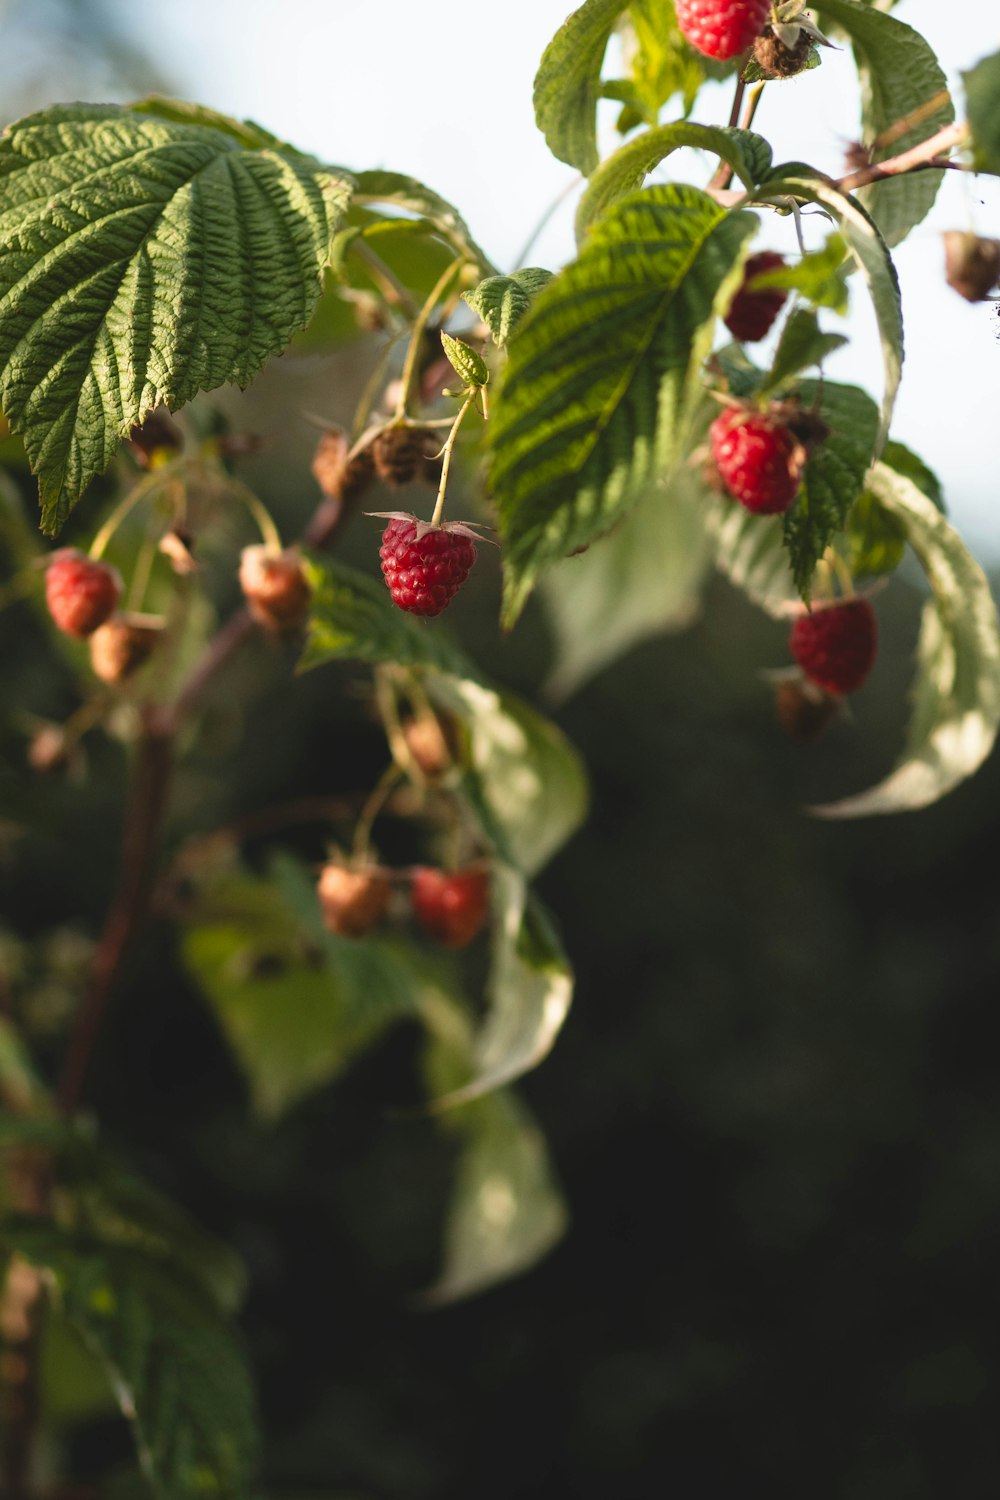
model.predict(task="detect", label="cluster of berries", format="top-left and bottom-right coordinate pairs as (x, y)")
top-left (674, 0), bottom-right (823, 77)
top-left (44, 550), bottom-right (161, 684)
top-left (317, 861), bottom-right (490, 949)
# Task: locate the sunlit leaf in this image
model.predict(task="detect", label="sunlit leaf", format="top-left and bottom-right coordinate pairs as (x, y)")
top-left (814, 462), bottom-right (1000, 816)
top-left (0, 102), bottom-right (351, 532)
top-left (533, 0), bottom-right (626, 173)
top-left (463, 268), bottom-right (553, 348)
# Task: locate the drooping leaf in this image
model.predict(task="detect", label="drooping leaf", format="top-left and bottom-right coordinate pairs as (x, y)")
top-left (541, 460), bottom-right (714, 699)
top-left (427, 866), bottom-right (574, 1109)
top-left (814, 462), bottom-right (1000, 817)
top-left (422, 675), bottom-right (588, 877)
top-left (463, 268), bottom-right (554, 348)
top-left (489, 184), bottom-right (757, 624)
top-left (576, 122), bottom-right (772, 239)
top-left (1, 1221), bottom-right (258, 1500)
top-left (707, 500), bottom-right (803, 619)
top-left (181, 856), bottom-right (423, 1119)
top-left (0, 102), bottom-right (352, 532)
top-left (758, 165), bottom-right (902, 444)
top-left (845, 486), bottom-right (906, 577)
top-left (533, 0), bottom-right (626, 173)
top-left (764, 309), bottom-right (848, 392)
top-left (350, 168), bottom-right (496, 273)
top-left (422, 1006), bottom-right (567, 1305)
top-left (963, 50), bottom-right (1000, 173)
top-left (782, 378), bottom-right (880, 595)
top-left (811, 0), bottom-right (954, 246)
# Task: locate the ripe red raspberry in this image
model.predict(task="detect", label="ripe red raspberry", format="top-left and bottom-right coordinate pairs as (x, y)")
top-left (411, 866), bottom-right (490, 949)
top-left (44, 550), bottom-right (123, 638)
top-left (724, 252), bottom-right (788, 342)
top-left (789, 597), bottom-right (878, 696)
top-left (239, 545), bottom-right (312, 631)
top-left (317, 862), bottom-right (392, 938)
top-left (675, 0), bottom-right (770, 60)
top-left (710, 408), bottom-right (806, 515)
top-left (379, 517), bottom-right (477, 617)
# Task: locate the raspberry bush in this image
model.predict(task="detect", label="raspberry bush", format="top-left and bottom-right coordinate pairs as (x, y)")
top-left (2, 3), bottom-right (1000, 1495)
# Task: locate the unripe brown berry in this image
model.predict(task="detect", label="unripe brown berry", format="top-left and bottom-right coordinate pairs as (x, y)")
top-left (88, 614), bottom-right (162, 684)
top-left (311, 428), bottom-right (376, 505)
top-left (943, 232), bottom-right (1000, 302)
top-left (317, 863), bottom-right (392, 938)
top-left (773, 676), bottom-right (839, 743)
top-left (372, 426), bottom-right (438, 487)
top-left (401, 712), bottom-right (461, 780)
top-left (239, 546), bottom-right (312, 631)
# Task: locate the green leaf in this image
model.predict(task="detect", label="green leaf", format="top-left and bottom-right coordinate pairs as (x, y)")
top-left (182, 857), bottom-right (423, 1119)
top-left (421, 989), bottom-right (567, 1304)
top-left (615, 0), bottom-right (707, 126)
top-left (782, 378), bottom-right (880, 594)
top-left (759, 165), bottom-right (902, 444)
top-left (463, 268), bottom-right (554, 348)
top-left (1, 1221), bottom-right (258, 1499)
top-left (814, 462), bottom-right (1000, 816)
top-left (302, 556), bottom-right (471, 678)
top-left (533, 0), bottom-right (627, 173)
top-left (880, 438), bottom-right (944, 512)
top-left (764, 308), bottom-right (848, 392)
top-left (811, 0), bottom-right (954, 246)
top-left (489, 184), bottom-right (757, 624)
top-left (422, 675), bottom-right (588, 877)
top-left (748, 231), bottom-right (851, 315)
top-left (0, 102), bottom-right (352, 533)
top-left (576, 122), bottom-right (772, 240)
top-left (964, 51), bottom-right (1000, 173)
top-left (441, 332), bottom-right (489, 389)
top-left (351, 169), bottom-right (496, 274)
top-left (707, 500), bottom-right (802, 619)
top-left (541, 460), bottom-right (714, 698)
top-left (0, 1016), bottom-right (44, 1113)
top-left (428, 866), bottom-right (574, 1108)
top-left (845, 486), bottom-right (906, 576)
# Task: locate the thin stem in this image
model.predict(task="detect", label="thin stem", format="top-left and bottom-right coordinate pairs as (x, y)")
top-left (125, 535), bottom-right (157, 612)
top-left (429, 392), bottom-right (477, 528)
top-left (350, 240), bottom-right (421, 320)
top-left (708, 81), bottom-right (764, 192)
top-left (216, 475), bottom-right (283, 555)
top-left (352, 333), bottom-right (406, 440)
top-left (870, 89), bottom-right (951, 153)
top-left (838, 120), bottom-right (968, 193)
top-left (510, 176), bottom-right (581, 268)
top-left (351, 761), bottom-right (404, 861)
top-left (727, 65), bottom-right (748, 130)
top-left (395, 256), bottom-right (467, 420)
top-left (88, 463), bottom-right (185, 560)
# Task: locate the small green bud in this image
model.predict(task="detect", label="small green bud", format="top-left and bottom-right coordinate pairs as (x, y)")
top-left (441, 332), bottom-right (489, 389)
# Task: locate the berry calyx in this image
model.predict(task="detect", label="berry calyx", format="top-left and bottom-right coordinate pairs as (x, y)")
top-left (674, 0), bottom-right (770, 60)
top-left (789, 597), bottom-right (878, 696)
top-left (378, 515), bottom-right (478, 617)
top-left (317, 862), bottom-right (392, 939)
top-left (710, 406), bottom-right (810, 515)
top-left (239, 545), bottom-right (312, 632)
top-left (44, 550), bottom-right (123, 638)
top-left (724, 252), bottom-right (788, 342)
top-left (89, 614), bottom-right (162, 684)
top-left (410, 866), bottom-right (490, 949)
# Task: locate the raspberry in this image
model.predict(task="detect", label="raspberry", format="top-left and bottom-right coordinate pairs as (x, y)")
top-left (724, 252), bottom-right (788, 342)
top-left (943, 231), bottom-right (1000, 302)
top-left (373, 426), bottom-right (436, 486)
top-left (239, 545), bottom-right (312, 631)
top-left (401, 711), bottom-right (461, 780)
top-left (379, 517), bottom-right (477, 617)
top-left (710, 407), bottom-right (806, 515)
top-left (89, 614), bottom-right (161, 683)
top-left (675, 0), bottom-right (770, 60)
top-left (44, 550), bottom-right (123, 638)
top-left (753, 23), bottom-right (814, 78)
top-left (317, 863), bottom-right (392, 938)
top-left (311, 428), bottom-right (375, 503)
top-left (789, 597), bottom-right (878, 696)
top-left (411, 866), bottom-right (490, 949)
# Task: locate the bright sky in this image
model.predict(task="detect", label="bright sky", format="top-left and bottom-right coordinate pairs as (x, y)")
top-left (95, 1), bottom-right (1000, 560)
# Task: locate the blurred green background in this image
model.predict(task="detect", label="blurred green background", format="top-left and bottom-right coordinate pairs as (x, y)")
top-left (3, 3), bottom-right (1000, 1497)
